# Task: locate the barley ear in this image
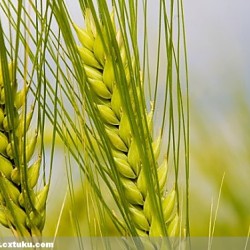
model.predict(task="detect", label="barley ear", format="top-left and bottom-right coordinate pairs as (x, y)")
top-left (74, 9), bottom-right (182, 238)
top-left (0, 61), bottom-right (48, 238)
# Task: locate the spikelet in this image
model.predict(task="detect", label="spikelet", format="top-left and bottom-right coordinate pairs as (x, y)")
top-left (74, 9), bottom-right (181, 237)
top-left (0, 62), bottom-right (47, 238)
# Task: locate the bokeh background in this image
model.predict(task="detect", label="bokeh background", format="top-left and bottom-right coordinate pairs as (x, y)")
top-left (186, 0), bottom-right (250, 236)
top-left (1, 0), bottom-right (249, 238)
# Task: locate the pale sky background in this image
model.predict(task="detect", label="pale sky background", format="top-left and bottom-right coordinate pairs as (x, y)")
top-left (185, 0), bottom-right (250, 112)
top-left (2, 0), bottom-right (249, 114)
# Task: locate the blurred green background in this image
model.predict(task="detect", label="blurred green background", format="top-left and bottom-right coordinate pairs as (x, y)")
top-left (1, 0), bottom-right (249, 238)
top-left (186, 0), bottom-right (250, 236)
